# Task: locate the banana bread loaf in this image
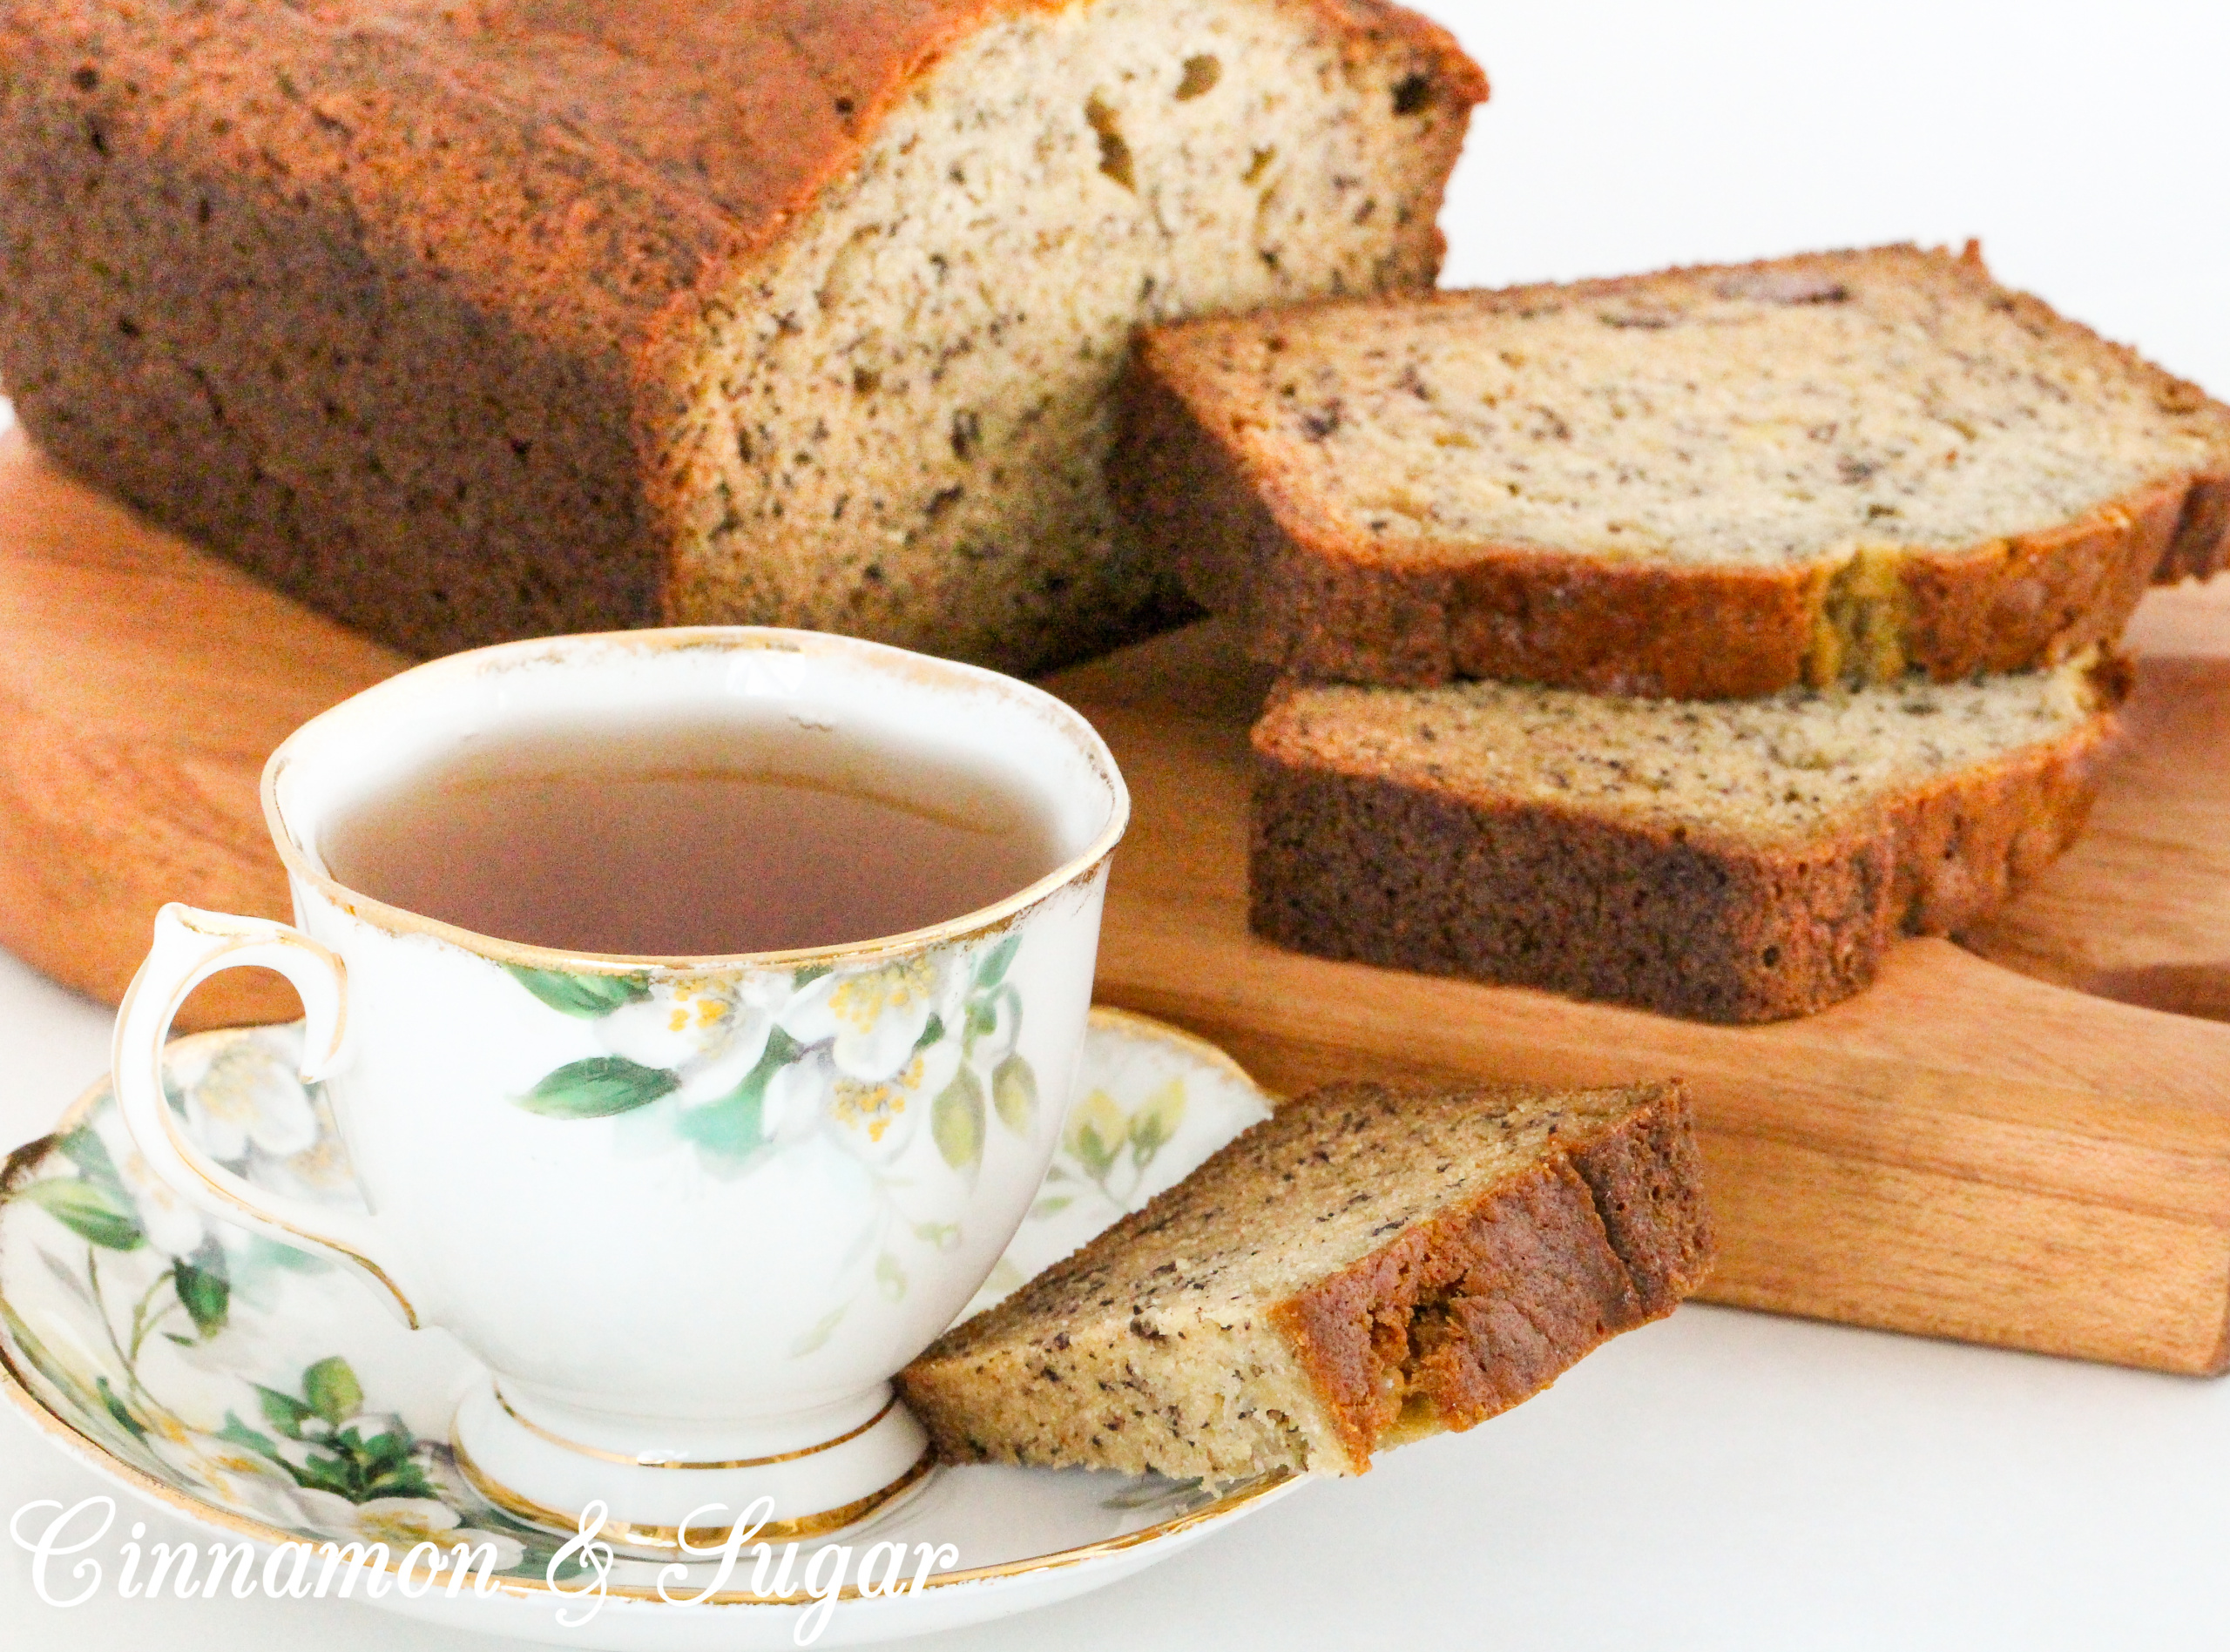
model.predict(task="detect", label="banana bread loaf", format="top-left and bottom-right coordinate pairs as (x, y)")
top-left (1118, 245), bottom-right (2230, 695)
top-left (0, 0), bottom-right (1483, 671)
top-left (899, 1076), bottom-right (1710, 1481)
top-left (1250, 651), bottom-right (2129, 1022)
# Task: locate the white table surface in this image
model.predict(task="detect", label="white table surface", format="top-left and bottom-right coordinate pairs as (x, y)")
top-left (5, 2), bottom-right (2227, 1645)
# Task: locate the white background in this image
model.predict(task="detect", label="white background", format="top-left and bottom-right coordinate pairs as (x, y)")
top-left (4, 1), bottom-right (2228, 1646)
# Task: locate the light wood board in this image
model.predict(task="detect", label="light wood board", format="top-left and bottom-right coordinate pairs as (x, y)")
top-left (4, 428), bottom-right (2230, 1372)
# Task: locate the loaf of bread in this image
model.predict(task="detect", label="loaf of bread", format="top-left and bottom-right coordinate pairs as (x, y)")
top-left (899, 1077), bottom-right (1709, 1481)
top-left (1119, 245), bottom-right (2230, 696)
top-left (1250, 651), bottom-right (2129, 1022)
top-left (0, 1), bottom-right (1483, 672)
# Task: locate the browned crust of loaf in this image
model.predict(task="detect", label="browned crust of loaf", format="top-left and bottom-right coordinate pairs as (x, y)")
top-left (1268, 1083), bottom-right (1711, 1472)
top-left (2161, 471), bottom-right (2230, 584)
top-left (1119, 245), bottom-right (2228, 696)
top-left (895, 1079), bottom-right (1712, 1478)
top-left (1247, 656), bottom-right (2132, 1022)
top-left (0, 1), bottom-right (1483, 664)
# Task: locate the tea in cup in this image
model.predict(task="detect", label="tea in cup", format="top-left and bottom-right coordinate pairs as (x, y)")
top-left (111, 629), bottom-right (1127, 1549)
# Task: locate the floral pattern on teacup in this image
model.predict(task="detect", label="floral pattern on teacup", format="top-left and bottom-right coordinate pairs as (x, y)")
top-left (0, 1013), bottom-right (1265, 1585)
top-left (503, 931), bottom-right (1035, 1177)
top-left (500, 932), bottom-right (1043, 1340)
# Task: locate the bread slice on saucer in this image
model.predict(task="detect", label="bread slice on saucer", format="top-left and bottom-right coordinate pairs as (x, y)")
top-left (1250, 651), bottom-right (2127, 1022)
top-left (899, 1078), bottom-right (1710, 1481)
top-left (1118, 244), bottom-right (2230, 697)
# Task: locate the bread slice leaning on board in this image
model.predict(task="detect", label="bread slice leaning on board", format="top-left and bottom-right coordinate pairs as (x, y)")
top-left (1249, 651), bottom-right (2129, 1022)
top-left (900, 1078), bottom-right (1711, 1482)
top-left (1118, 244), bottom-right (2230, 697)
top-left (0, 0), bottom-right (1483, 674)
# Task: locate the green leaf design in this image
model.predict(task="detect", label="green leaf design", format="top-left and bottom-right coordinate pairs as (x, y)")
top-left (974, 933), bottom-right (1022, 991)
top-left (255, 1383), bottom-right (319, 1440)
top-left (912, 1220), bottom-right (962, 1252)
top-left (288, 1426), bottom-right (436, 1504)
top-left (1028, 1194), bottom-right (1075, 1220)
top-left (992, 1054), bottom-right (1037, 1136)
top-left (791, 962), bottom-right (835, 991)
top-left (1127, 1077), bottom-right (1187, 1163)
top-left (219, 1412), bottom-right (283, 1461)
top-left (290, 1453), bottom-right (359, 1500)
top-left (875, 1253), bottom-right (907, 1302)
top-left (303, 1356), bottom-right (362, 1426)
top-left (675, 1028), bottom-right (802, 1164)
top-left (57, 1127), bottom-right (130, 1204)
top-left (504, 965), bottom-right (653, 1019)
top-left (17, 1177), bottom-right (143, 1251)
top-left (913, 1013), bottom-right (945, 1053)
top-left (1072, 1123), bottom-right (1118, 1178)
top-left (95, 1377), bottom-right (146, 1440)
top-left (172, 1242), bottom-right (230, 1339)
top-left (791, 1305), bottom-right (846, 1358)
top-left (931, 1065), bottom-right (986, 1174)
top-left (516, 1056), bottom-right (679, 1119)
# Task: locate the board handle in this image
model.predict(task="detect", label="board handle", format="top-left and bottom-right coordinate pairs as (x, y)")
top-left (111, 904), bottom-right (416, 1325)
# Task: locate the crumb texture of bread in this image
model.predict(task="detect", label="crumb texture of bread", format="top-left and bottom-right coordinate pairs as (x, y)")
top-left (0, 0), bottom-right (1482, 671)
top-left (1122, 245), bottom-right (2230, 693)
top-left (897, 1079), bottom-right (1711, 1481)
top-left (1249, 653), bottom-right (2128, 1022)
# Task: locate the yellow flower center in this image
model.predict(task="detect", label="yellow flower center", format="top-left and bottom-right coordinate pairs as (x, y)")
top-left (826, 958), bottom-right (939, 1033)
top-left (830, 1055), bottom-right (924, 1144)
top-left (666, 992), bottom-right (732, 1034)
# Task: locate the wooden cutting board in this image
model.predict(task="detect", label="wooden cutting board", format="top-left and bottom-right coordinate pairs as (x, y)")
top-left (6, 427), bottom-right (2230, 1373)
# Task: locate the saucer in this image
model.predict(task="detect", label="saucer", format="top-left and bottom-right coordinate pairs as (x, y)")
top-left (0, 1007), bottom-right (1301, 1648)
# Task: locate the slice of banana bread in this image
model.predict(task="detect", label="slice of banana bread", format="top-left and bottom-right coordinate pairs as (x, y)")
top-left (1118, 244), bottom-right (2230, 695)
top-left (1250, 651), bottom-right (2129, 1023)
top-left (0, 0), bottom-right (1483, 674)
top-left (899, 1078), bottom-right (1709, 1481)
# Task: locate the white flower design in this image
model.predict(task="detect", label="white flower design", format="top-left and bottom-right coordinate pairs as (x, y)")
top-left (183, 1039), bottom-right (319, 1162)
top-left (285, 1488), bottom-right (526, 1574)
top-left (780, 955), bottom-right (963, 1082)
top-left (247, 1123), bottom-right (361, 1208)
top-left (763, 1036), bottom-right (961, 1167)
top-left (595, 974), bottom-right (790, 1105)
top-left (143, 1423), bottom-right (313, 1528)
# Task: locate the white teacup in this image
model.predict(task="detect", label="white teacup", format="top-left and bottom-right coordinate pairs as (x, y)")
top-left (110, 629), bottom-right (1126, 1550)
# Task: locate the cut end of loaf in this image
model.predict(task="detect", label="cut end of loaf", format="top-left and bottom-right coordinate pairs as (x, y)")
top-left (898, 1078), bottom-right (1712, 1482)
top-left (0, 0), bottom-right (1480, 670)
top-left (655, 0), bottom-right (1483, 674)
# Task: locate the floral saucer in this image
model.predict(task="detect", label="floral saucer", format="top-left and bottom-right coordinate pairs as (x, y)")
top-left (0, 1007), bottom-right (1301, 1648)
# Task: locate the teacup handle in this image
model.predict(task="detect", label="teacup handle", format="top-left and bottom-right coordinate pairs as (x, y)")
top-left (112, 903), bottom-right (417, 1326)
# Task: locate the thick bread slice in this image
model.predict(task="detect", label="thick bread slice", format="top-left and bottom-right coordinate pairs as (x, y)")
top-left (1250, 652), bottom-right (2129, 1023)
top-left (0, 0), bottom-right (1483, 673)
top-left (1119, 244), bottom-right (2230, 695)
top-left (898, 1078), bottom-right (1710, 1481)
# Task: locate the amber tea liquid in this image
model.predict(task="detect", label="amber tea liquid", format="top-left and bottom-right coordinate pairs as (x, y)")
top-left (320, 713), bottom-right (1066, 955)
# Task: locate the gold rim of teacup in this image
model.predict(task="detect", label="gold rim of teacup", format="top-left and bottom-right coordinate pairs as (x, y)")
top-left (260, 626), bottom-right (1131, 978)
